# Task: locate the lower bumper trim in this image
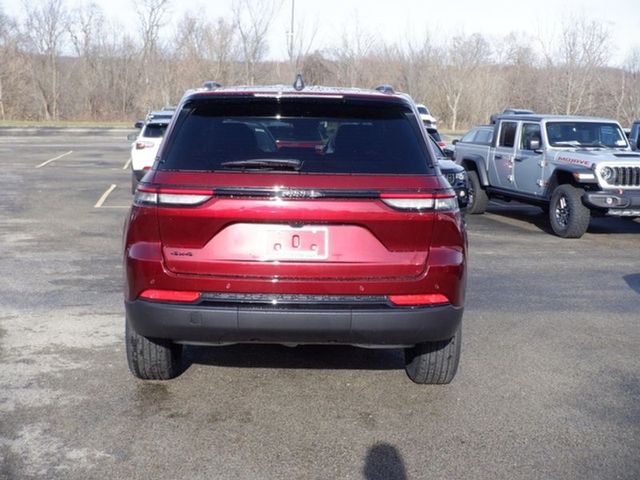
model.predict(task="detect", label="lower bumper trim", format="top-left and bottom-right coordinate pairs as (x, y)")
top-left (125, 300), bottom-right (463, 346)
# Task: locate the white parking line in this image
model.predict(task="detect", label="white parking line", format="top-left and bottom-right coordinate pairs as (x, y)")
top-left (122, 158), bottom-right (131, 170)
top-left (94, 184), bottom-right (117, 208)
top-left (35, 150), bottom-right (73, 168)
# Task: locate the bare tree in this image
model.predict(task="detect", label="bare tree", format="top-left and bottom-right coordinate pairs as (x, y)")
top-left (331, 20), bottom-right (378, 87)
top-left (434, 33), bottom-right (492, 130)
top-left (541, 17), bottom-right (611, 115)
top-left (67, 2), bottom-right (108, 118)
top-left (133, 0), bottom-right (171, 108)
top-left (173, 14), bottom-right (238, 90)
top-left (20, 0), bottom-right (68, 120)
top-left (284, 4), bottom-right (318, 73)
top-left (619, 48), bottom-right (640, 124)
top-left (232, 0), bottom-right (282, 84)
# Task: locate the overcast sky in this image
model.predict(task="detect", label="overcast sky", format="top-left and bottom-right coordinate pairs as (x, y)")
top-left (3, 0), bottom-right (639, 65)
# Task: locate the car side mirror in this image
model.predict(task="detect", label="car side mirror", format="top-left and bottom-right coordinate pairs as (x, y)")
top-left (528, 138), bottom-right (541, 151)
top-left (134, 121), bottom-right (144, 129)
top-left (452, 139), bottom-right (459, 145)
top-left (443, 147), bottom-right (455, 159)
top-left (127, 133), bottom-right (138, 141)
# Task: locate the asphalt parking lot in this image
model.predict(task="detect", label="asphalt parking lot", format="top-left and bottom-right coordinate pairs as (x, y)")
top-left (0, 131), bottom-right (639, 480)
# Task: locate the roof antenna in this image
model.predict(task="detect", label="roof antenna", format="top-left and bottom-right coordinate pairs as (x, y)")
top-left (293, 73), bottom-right (305, 91)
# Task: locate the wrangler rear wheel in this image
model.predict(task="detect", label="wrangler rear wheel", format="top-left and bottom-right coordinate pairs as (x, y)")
top-left (466, 170), bottom-right (488, 214)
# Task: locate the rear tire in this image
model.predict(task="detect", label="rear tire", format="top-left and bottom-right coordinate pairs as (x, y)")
top-left (126, 317), bottom-right (183, 380)
top-left (404, 326), bottom-right (461, 384)
top-left (548, 184), bottom-right (590, 238)
top-left (466, 170), bottom-right (488, 214)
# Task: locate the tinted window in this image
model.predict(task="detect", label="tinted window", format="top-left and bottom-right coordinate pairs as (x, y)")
top-left (427, 128), bottom-right (442, 142)
top-left (520, 123), bottom-right (541, 150)
top-left (160, 98), bottom-right (433, 174)
top-left (142, 124), bottom-right (168, 138)
top-left (498, 122), bottom-right (517, 148)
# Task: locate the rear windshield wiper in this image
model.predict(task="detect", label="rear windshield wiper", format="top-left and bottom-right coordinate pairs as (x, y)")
top-left (220, 158), bottom-right (303, 171)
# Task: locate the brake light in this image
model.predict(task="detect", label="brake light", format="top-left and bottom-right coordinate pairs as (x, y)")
top-left (139, 289), bottom-right (201, 303)
top-left (388, 294), bottom-right (449, 306)
top-left (380, 192), bottom-right (458, 212)
top-left (135, 141), bottom-right (154, 149)
top-left (133, 186), bottom-right (214, 207)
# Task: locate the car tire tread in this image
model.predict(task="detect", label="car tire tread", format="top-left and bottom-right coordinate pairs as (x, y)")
top-left (404, 326), bottom-right (461, 384)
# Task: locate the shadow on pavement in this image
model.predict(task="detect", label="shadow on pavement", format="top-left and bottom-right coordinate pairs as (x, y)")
top-left (486, 202), bottom-right (640, 235)
top-left (363, 443), bottom-right (408, 480)
top-left (185, 344), bottom-right (404, 371)
top-left (623, 274), bottom-right (640, 295)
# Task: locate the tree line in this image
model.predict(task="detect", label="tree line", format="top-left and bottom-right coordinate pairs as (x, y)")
top-left (1, 0), bottom-right (639, 130)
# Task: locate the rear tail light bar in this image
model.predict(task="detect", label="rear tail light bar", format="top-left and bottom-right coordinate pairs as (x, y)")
top-left (380, 191), bottom-right (458, 212)
top-left (388, 294), bottom-right (449, 306)
top-left (133, 186), bottom-right (214, 207)
top-left (139, 289), bottom-right (201, 303)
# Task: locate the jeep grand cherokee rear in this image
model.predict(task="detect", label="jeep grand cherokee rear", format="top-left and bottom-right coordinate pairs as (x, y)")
top-left (124, 84), bottom-right (467, 384)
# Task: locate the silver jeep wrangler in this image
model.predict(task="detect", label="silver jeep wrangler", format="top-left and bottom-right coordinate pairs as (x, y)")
top-left (454, 114), bottom-right (640, 238)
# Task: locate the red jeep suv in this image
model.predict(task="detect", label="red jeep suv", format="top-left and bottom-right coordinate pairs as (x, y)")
top-left (123, 83), bottom-right (467, 384)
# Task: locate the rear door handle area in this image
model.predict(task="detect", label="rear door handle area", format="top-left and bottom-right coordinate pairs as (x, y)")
top-left (514, 157), bottom-right (524, 162)
top-left (495, 155), bottom-right (503, 160)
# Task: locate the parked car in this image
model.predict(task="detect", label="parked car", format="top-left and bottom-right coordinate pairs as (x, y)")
top-left (416, 103), bottom-right (437, 127)
top-left (629, 119), bottom-right (640, 151)
top-left (429, 136), bottom-right (469, 209)
top-left (123, 81), bottom-right (467, 384)
top-left (453, 125), bottom-right (494, 146)
top-left (133, 107), bottom-right (176, 129)
top-left (426, 126), bottom-right (446, 148)
top-left (128, 118), bottom-right (170, 193)
top-left (454, 114), bottom-right (640, 238)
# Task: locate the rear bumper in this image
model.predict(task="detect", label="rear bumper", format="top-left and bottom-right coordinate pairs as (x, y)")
top-left (125, 300), bottom-right (463, 346)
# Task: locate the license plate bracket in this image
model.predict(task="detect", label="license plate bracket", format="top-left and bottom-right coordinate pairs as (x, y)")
top-left (261, 226), bottom-right (328, 261)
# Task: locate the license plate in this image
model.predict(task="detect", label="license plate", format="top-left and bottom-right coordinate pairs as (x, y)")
top-left (260, 226), bottom-right (328, 261)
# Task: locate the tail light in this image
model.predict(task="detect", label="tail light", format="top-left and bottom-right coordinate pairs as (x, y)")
top-left (139, 289), bottom-right (201, 302)
top-left (380, 191), bottom-right (458, 212)
top-left (133, 186), bottom-right (214, 207)
top-left (135, 141), bottom-right (154, 149)
top-left (388, 294), bottom-right (449, 306)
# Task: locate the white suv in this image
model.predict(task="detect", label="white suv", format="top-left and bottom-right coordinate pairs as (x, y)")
top-left (129, 119), bottom-right (170, 192)
top-left (416, 103), bottom-right (437, 127)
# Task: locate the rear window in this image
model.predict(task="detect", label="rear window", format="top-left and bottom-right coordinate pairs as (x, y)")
top-left (427, 128), bottom-right (442, 142)
top-left (143, 124), bottom-right (168, 138)
top-left (159, 97), bottom-right (433, 174)
top-left (498, 122), bottom-right (517, 148)
top-left (475, 128), bottom-right (493, 144)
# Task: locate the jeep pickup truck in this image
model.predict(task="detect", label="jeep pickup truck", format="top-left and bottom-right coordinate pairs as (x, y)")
top-left (629, 119), bottom-right (640, 151)
top-left (454, 114), bottom-right (640, 238)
